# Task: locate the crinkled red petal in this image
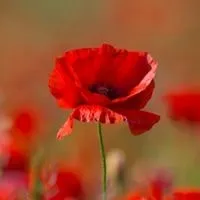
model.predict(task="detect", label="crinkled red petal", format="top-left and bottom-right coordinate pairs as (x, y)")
top-left (57, 105), bottom-right (160, 139)
top-left (57, 105), bottom-right (125, 139)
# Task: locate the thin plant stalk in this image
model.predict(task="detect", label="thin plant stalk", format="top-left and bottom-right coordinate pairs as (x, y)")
top-left (97, 123), bottom-right (107, 200)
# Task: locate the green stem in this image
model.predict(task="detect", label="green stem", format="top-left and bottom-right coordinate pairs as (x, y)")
top-left (32, 178), bottom-right (43, 200)
top-left (97, 123), bottom-right (107, 200)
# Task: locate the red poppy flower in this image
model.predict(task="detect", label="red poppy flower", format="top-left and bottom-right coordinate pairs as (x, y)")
top-left (149, 168), bottom-right (173, 200)
top-left (11, 108), bottom-right (39, 137)
top-left (48, 44), bottom-right (160, 139)
top-left (172, 189), bottom-right (200, 200)
top-left (0, 143), bottom-right (29, 199)
top-left (0, 182), bottom-right (28, 200)
top-left (43, 167), bottom-right (84, 200)
top-left (1, 142), bottom-right (29, 172)
top-left (164, 88), bottom-right (200, 124)
top-left (121, 191), bottom-right (155, 200)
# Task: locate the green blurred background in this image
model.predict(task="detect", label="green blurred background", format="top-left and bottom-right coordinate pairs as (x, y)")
top-left (1, 0), bottom-right (200, 190)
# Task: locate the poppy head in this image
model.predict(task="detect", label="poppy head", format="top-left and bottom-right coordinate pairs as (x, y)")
top-left (49, 44), bottom-right (160, 138)
top-left (164, 88), bottom-right (200, 124)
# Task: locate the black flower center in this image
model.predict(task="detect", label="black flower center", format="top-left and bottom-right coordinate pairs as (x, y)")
top-left (89, 84), bottom-right (119, 100)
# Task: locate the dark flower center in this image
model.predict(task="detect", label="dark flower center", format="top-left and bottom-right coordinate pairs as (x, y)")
top-left (89, 84), bottom-right (119, 100)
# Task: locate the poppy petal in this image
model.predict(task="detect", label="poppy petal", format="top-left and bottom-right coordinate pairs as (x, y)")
top-left (106, 50), bottom-right (153, 95)
top-left (63, 50), bottom-right (112, 106)
top-left (57, 106), bottom-right (159, 139)
top-left (109, 81), bottom-right (155, 110)
top-left (57, 105), bottom-right (125, 139)
top-left (173, 190), bottom-right (200, 200)
top-left (63, 46), bottom-right (101, 87)
top-left (164, 90), bottom-right (200, 124)
top-left (48, 57), bottom-right (83, 108)
top-left (64, 44), bottom-right (117, 88)
top-left (113, 109), bottom-right (160, 135)
top-left (57, 116), bottom-right (74, 139)
top-left (50, 44), bottom-right (157, 107)
top-left (112, 54), bottom-right (157, 103)
top-left (93, 44), bottom-right (154, 96)
top-left (63, 44), bottom-right (156, 98)
top-left (128, 111), bottom-right (160, 135)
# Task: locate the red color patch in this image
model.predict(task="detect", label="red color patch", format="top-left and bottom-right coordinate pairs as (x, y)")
top-left (165, 88), bottom-right (200, 125)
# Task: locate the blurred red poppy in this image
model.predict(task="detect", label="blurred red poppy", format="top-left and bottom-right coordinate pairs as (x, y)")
top-left (0, 142), bottom-right (29, 200)
top-left (0, 182), bottom-right (28, 200)
top-left (49, 44), bottom-right (160, 139)
top-left (165, 88), bottom-right (200, 124)
top-left (149, 180), bottom-right (170, 200)
top-left (149, 168), bottom-right (173, 200)
top-left (172, 189), bottom-right (200, 200)
top-left (12, 108), bottom-right (38, 137)
top-left (1, 141), bottom-right (29, 173)
top-left (121, 191), bottom-right (155, 200)
top-left (43, 166), bottom-right (84, 200)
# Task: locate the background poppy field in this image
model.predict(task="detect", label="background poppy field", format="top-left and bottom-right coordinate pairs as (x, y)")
top-left (1, 0), bottom-right (200, 199)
